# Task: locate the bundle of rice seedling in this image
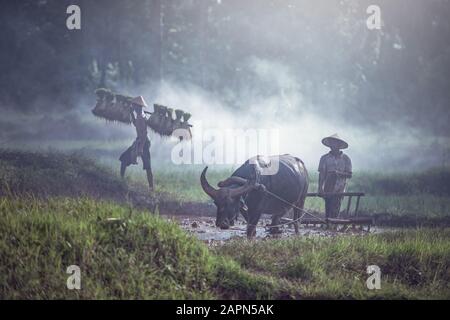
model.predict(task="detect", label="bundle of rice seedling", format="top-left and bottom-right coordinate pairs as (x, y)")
top-left (146, 104), bottom-right (166, 133)
top-left (92, 88), bottom-right (133, 124)
top-left (92, 89), bottom-right (192, 139)
top-left (172, 111), bottom-right (192, 140)
top-left (146, 105), bottom-right (192, 140)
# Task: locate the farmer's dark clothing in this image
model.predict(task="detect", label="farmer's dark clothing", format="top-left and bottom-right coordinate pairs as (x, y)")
top-left (318, 151), bottom-right (352, 218)
top-left (119, 138), bottom-right (151, 171)
top-left (120, 109), bottom-right (154, 191)
top-left (119, 100), bottom-right (154, 190)
top-left (120, 110), bottom-right (151, 172)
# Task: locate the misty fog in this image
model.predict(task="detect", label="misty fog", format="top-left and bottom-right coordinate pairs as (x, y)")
top-left (1, 0), bottom-right (449, 172)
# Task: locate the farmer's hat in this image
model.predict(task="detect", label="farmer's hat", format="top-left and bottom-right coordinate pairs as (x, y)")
top-left (130, 96), bottom-right (148, 108)
top-left (321, 133), bottom-right (348, 149)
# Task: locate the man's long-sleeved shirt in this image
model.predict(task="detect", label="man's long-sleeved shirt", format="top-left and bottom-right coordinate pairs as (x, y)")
top-left (318, 151), bottom-right (352, 193)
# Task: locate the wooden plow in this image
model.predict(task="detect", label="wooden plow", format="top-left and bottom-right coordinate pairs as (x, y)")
top-left (280, 192), bottom-right (373, 232)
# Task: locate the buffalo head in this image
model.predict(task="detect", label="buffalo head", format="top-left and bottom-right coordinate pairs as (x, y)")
top-left (200, 167), bottom-right (256, 229)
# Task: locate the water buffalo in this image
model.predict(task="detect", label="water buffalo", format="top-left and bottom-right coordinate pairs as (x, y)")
top-left (200, 154), bottom-right (309, 238)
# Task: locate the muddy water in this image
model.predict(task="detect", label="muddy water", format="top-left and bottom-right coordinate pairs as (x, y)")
top-left (163, 214), bottom-right (385, 245)
top-left (137, 193), bottom-right (388, 244)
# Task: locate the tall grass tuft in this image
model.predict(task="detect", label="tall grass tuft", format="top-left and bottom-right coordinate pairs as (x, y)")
top-left (0, 196), bottom-right (215, 299)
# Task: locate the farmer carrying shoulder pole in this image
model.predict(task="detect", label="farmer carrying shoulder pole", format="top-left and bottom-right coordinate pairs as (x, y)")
top-left (119, 96), bottom-right (154, 191)
top-left (318, 134), bottom-right (352, 218)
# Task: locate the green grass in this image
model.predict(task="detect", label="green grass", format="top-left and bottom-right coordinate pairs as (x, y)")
top-left (1, 148), bottom-right (448, 299)
top-left (127, 165), bottom-right (234, 203)
top-left (0, 196), bottom-right (449, 299)
top-left (348, 168), bottom-right (450, 196)
top-left (305, 195), bottom-right (450, 221)
top-left (216, 229), bottom-right (450, 299)
top-left (0, 196), bottom-right (215, 299)
top-left (0, 149), bottom-right (127, 200)
top-left (306, 170), bottom-right (450, 219)
top-left (0, 195), bottom-right (307, 299)
top-left (1, 149), bottom-right (449, 225)
top-left (137, 167), bottom-right (450, 225)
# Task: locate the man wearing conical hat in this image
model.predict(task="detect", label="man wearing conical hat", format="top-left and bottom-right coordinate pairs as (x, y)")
top-left (318, 134), bottom-right (352, 218)
top-left (119, 96), bottom-right (154, 191)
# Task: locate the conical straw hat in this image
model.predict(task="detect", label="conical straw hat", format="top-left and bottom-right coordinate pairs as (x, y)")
top-left (130, 96), bottom-right (148, 108)
top-left (321, 133), bottom-right (348, 149)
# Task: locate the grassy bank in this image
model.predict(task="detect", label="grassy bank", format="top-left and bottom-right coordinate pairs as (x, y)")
top-left (0, 149), bottom-right (128, 201)
top-left (2, 148), bottom-right (449, 215)
top-left (216, 229), bottom-right (450, 299)
top-left (1, 148), bottom-right (449, 225)
top-left (0, 196), bottom-right (449, 299)
top-left (0, 196), bottom-right (215, 299)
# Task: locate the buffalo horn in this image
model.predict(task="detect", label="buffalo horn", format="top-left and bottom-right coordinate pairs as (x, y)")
top-left (200, 167), bottom-right (219, 199)
top-left (228, 180), bottom-right (256, 198)
top-left (218, 176), bottom-right (248, 187)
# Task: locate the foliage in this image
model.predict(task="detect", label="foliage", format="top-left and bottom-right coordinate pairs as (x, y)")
top-left (0, 196), bottom-right (214, 299)
top-left (0, 196), bottom-right (448, 299)
top-left (216, 229), bottom-right (450, 299)
top-left (1, 149), bottom-right (449, 226)
top-left (0, 149), bottom-right (127, 200)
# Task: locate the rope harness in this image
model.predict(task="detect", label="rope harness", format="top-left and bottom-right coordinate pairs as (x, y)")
top-left (241, 161), bottom-right (326, 231)
top-left (245, 188), bottom-right (327, 231)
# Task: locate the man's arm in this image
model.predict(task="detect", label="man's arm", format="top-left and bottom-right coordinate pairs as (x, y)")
top-left (130, 110), bottom-right (136, 125)
top-left (334, 156), bottom-right (352, 178)
top-left (343, 155), bottom-right (352, 178)
top-left (318, 156), bottom-right (326, 193)
top-left (318, 171), bottom-right (325, 193)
